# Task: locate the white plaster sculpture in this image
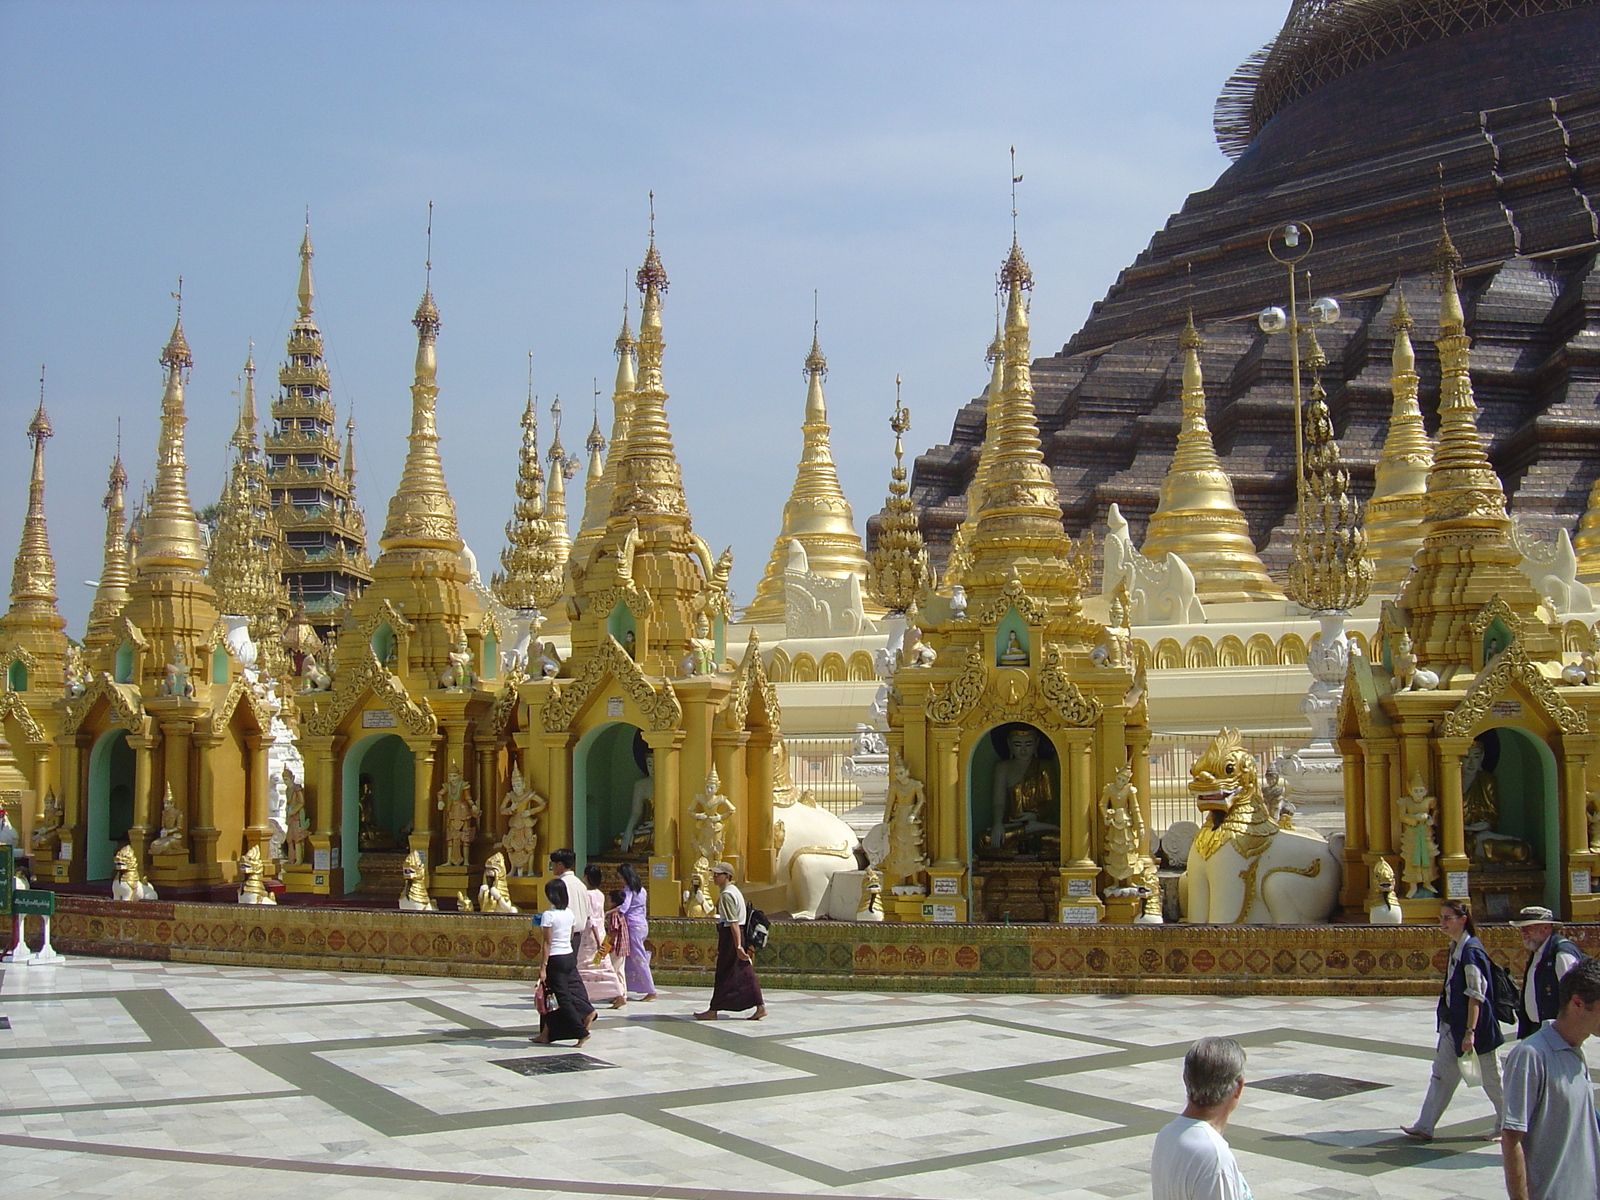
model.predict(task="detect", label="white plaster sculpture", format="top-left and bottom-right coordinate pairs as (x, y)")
top-left (1180, 729), bottom-right (1340, 924)
top-left (781, 540), bottom-right (878, 638)
top-left (111, 844), bottom-right (158, 901)
top-left (771, 739), bottom-right (859, 918)
top-left (1512, 521), bottom-right (1596, 615)
top-left (1101, 503), bottom-right (1204, 626)
top-left (1368, 858), bottom-right (1404, 925)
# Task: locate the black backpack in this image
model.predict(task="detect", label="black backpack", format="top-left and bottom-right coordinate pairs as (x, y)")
top-left (1489, 956), bottom-right (1518, 1027)
top-left (743, 907), bottom-right (771, 952)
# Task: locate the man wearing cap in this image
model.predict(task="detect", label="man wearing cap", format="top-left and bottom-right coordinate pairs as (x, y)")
top-left (1511, 906), bottom-right (1583, 1040)
top-left (693, 863), bottom-right (766, 1022)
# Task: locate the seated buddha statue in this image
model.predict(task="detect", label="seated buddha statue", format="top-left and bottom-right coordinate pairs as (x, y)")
top-left (998, 630), bottom-right (1029, 667)
top-left (988, 726), bottom-right (1060, 853)
top-left (1461, 738), bottom-right (1534, 866)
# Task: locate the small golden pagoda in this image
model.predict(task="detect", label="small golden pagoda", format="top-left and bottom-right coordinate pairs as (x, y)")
top-left (570, 310), bottom-right (636, 578)
top-left (0, 391), bottom-right (69, 852)
top-left (1340, 224), bottom-right (1596, 925)
top-left (1363, 288), bottom-right (1435, 591)
top-left (1140, 313), bottom-right (1284, 604)
top-left (210, 350), bottom-right (288, 635)
top-left (1573, 473), bottom-right (1600, 586)
top-left (743, 327), bottom-right (881, 624)
top-left (884, 237), bottom-right (1150, 924)
top-left (291, 278), bottom-right (509, 900)
top-left (536, 396), bottom-right (578, 637)
top-left (266, 222), bottom-right (370, 627)
top-left (517, 231), bottom-right (782, 917)
top-left (59, 305), bottom-right (275, 890)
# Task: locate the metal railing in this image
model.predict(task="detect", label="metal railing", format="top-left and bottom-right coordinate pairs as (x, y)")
top-left (786, 737), bottom-right (862, 816)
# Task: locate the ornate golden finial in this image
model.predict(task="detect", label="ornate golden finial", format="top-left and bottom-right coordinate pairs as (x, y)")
top-left (344, 409), bottom-right (357, 483)
top-left (1365, 285), bottom-right (1435, 589)
top-left (573, 294), bottom-right (639, 569)
top-left (867, 377), bottom-right (931, 614)
top-left (1398, 211), bottom-right (1556, 668)
top-left (1287, 328), bottom-right (1371, 611)
top-left (942, 311), bottom-right (1007, 589)
top-left (86, 449), bottom-right (132, 645)
top-left (298, 213), bottom-right (315, 320)
top-left (611, 220), bottom-right (688, 521)
top-left (1141, 311), bottom-right (1283, 602)
top-left (7, 369), bottom-right (61, 617)
top-left (210, 349), bottom-right (282, 619)
top-left (379, 216), bottom-right (461, 559)
top-left (138, 289), bottom-right (207, 577)
top-left (493, 371), bottom-right (559, 612)
top-left (543, 394), bottom-right (576, 579)
top-left (746, 313), bottom-right (878, 621)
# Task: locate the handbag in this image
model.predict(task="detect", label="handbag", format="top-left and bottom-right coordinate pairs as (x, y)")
top-left (1458, 1049), bottom-right (1482, 1089)
top-left (534, 981), bottom-right (558, 1015)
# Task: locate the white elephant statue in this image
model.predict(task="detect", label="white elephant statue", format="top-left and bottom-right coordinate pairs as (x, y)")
top-left (773, 796), bottom-right (859, 919)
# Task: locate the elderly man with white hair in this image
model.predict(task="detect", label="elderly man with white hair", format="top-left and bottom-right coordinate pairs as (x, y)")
top-left (1511, 906), bottom-right (1583, 1040)
top-left (1152, 1037), bottom-right (1253, 1200)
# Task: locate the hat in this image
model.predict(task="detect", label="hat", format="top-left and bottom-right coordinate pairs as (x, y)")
top-left (1509, 906), bottom-right (1560, 927)
top-left (711, 862), bottom-right (735, 877)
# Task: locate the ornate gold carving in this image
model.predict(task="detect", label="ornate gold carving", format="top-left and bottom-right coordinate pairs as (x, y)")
top-left (0, 689), bottom-right (47, 743)
top-left (1189, 729), bottom-right (1278, 863)
top-left (927, 643), bottom-right (987, 725)
top-left (487, 673), bottom-right (524, 737)
top-left (1366, 288), bottom-right (1435, 588)
top-left (210, 672), bottom-right (271, 733)
top-left (969, 573), bottom-right (1052, 627)
top-left (300, 650), bottom-right (436, 738)
top-left (721, 631), bottom-right (779, 732)
top-left (1036, 644), bottom-right (1100, 727)
top-left (64, 672), bottom-right (144, 734)
top-left (1440, 644), bottom-right (1587, 737)
top-left (865, 383), bottom-right (930, 614)
top-left (540, 634), bottom-right (682, 732)
top-left (492, 392), bottom-right (561, 611)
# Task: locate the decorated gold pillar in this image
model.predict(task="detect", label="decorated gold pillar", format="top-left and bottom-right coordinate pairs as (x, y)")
top-left (1436, 738), bottom-right (1470, 898)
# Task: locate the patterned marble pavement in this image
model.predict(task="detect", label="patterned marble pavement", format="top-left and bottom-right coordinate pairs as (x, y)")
top-left (0, 957), bottom-right (1550, 1200)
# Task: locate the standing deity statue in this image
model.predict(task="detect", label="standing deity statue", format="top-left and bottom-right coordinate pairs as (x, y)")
top-left (880, 755), bottom-right (928, 888)
top-left (1100, 763), bottom-right (1144, 888)
top-left (681, 612), bottom-right (717, 677)
top-left (1396, 771), bottom-right (1440, 898)
top-left (64, 644), bottom-right (87, 698)
top-left (988, 726), bottom-right (1059, 851)
top-left (30, 787), bottom-right (63, 852)
top-left (149, 785), bottom-right (186, 854)
top-left (498, 765), bottom-right (548, 876)
top-left (440, 630), bottom-right (475, 690)
top-left (689, 767), bottom-right (737, 871)
top-left (357, 778), bottom-right (395, 850)
top-left (438, 768), bottom-right (478, 867)
top-left (282, 767), bottom-right (310, 866)
top-left (164, 649), bottom-right (195, 698)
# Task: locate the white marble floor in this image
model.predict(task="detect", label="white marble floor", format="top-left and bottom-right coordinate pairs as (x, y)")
top-left (0, 956), bottom-right (1542, 1199)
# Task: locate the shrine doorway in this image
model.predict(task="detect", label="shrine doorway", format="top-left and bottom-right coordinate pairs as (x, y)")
top-left (341, 733), bottom-right (414, 893)
top-left (1469, 725), bottom-right (1560, 916)
top-left (573, 721), bottom-right (648, 865)
top-left (968, 723), bottom-right (1061, 921)
top-left (86, 728), bottom-right (136, 881)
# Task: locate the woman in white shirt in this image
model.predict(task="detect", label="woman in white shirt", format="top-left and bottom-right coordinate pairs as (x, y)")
top-left (534, 877), bottom-right (596, 1046)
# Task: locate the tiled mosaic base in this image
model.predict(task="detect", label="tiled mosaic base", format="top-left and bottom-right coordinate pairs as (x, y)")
top-left (36, 895), bottom-right (1600, 996)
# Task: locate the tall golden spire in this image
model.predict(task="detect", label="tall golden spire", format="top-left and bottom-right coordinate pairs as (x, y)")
top-left (344, 410), bottom-right (357, 483)
top-left (1400, 220), bottom-right (1555, 668)
top-left (86, 448), bottom-right (132, 646)
top-left (298, 217), bottom-right (315, 320)
top-left (378, 276), bottom-right (462, 558)
top-left (579, 385), bottom-right (607, 533)
top-left (1285, 330), bottom-right (1371, 611)
top-left (544, 395), bottom-right (575, 573)
top-left (210, 349), bottom-right (283, 619)
top-left (1140, 312), bottom-right (1283, 603)
top-left (6, 380), bottom-right (62, 622)
top-left (572, 304), bottom-right (636, 569)
top-left (866, 377), bottom-right (931, 614)
top-left (960, 238), bottom-right (1081, 614)
top-left (745, 320), bottom-right (878, 621)
top-left (611, 227), bottom-right (689, 522)
top-left (135, 290), bottom-right (208, 578)
top-left (943, 313), bottom-right (1006, 589)
top-left (1364, 287), bottom-right (1435, 590)
top-left (492, 384), bottom-right (558, 612)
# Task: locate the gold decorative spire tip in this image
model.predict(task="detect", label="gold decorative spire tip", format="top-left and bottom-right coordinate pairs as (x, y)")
top-left (161, 279), bottom-right (193, 370)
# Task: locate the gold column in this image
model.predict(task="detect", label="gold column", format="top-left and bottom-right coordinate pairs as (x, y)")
top-left (539, 732), bottom-right (571, 861)
top-left (477, 742), bottom-right (497, 846)
top-left (649, 733), bottom-right (683, 868)
top-left (126, 731), bottom-right (156, 860)
top-left (244, 733), bottom-right (272, 855)
top-left (933, 730), bottom-right (961, 868)
top-left (192, 731), bottom-right (222, 878)
top-left (409, 741), bottom-right (437, 861)
top-left (1066, 736), bottom-right (1094, 869)
top-left (744, 730), bottom-right (774, 883)
top-left (163, 720), bottom-right (193, 845)
top-left (1341, 741), bottom-right (1369, 912)
top-left (1363, 744), bottom-right (1392, 855)
top-left (1437, 738), bottom-right (1470, 890)
top-left (1128, 728), bottom-right (1152, 836)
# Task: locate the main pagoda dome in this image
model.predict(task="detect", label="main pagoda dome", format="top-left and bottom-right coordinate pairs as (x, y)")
top-left (907, 0), bottom-right (1600, 580)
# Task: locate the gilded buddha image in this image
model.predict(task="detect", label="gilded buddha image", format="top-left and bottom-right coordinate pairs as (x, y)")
top-left (985, 723), bottom-right (1060, 856)
top-left (1461, 731), bottom-right (1534, 866)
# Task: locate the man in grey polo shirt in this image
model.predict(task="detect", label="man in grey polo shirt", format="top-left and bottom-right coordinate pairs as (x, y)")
top-left (1501, 956), bottom-right (1600, 1200)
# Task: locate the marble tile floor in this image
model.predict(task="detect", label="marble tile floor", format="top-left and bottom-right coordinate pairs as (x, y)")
top-left (0, 957), bottom-right (1554, 1200)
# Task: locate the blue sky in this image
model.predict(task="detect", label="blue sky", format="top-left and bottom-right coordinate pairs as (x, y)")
top-left (0, 0), bottom-right (1285, 635)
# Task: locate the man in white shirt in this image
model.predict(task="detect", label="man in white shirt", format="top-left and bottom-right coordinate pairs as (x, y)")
top-left (548, 848), bottom-right (591, 932)
top-left (1152, 1037), bottom-right (1253, 1200)
top-left (1511, 906), bottom-right (1583, 1040)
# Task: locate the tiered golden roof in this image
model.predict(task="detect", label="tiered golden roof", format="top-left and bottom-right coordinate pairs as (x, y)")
top-left (1364, 288), bottom-right (1435, 590)
top-left (1398, 223), bottom-right (1557, 669)
top-left (744, 328), bottom-right (879, 621)
top-left (6, 397), bottom-right (62, 626)
top-left (210, 351), bottom-right (286, 619)
top-left (1141, 313), bottom-right (1284, 604)
top-left (1286, 330), bottom-right (1371, 611)
top-left (492, 395), bottom-right (559, 611)
top-left (865, 380), bottom-right (930, 615)
top-left (135, 306), bottom-right (209, 578)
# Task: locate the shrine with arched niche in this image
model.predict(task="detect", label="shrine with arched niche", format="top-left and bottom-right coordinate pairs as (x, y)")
top-left (340, 731), bottom-right (415, 894)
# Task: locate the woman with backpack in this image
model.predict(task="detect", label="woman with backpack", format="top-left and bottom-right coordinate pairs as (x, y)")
top-left (1403, 899), bottom-right (1505, 1141)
